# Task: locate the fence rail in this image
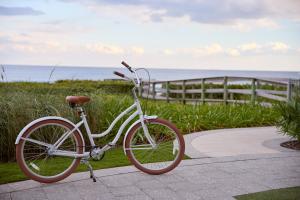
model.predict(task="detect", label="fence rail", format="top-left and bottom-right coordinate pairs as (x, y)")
top-left (140, 76), bottom-right (300, 105)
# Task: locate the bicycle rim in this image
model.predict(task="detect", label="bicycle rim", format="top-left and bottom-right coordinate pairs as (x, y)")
top-left (125, 118), bottom-right (185, 174)
top-left (16, 119), bottom-right (83, 183)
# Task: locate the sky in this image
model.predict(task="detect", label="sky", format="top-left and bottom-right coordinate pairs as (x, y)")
top-left (0, 0), bottom-right (300, 71)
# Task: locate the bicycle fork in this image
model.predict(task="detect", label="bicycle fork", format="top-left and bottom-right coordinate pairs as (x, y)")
top-left (134, 91), bottom-right (156, 148)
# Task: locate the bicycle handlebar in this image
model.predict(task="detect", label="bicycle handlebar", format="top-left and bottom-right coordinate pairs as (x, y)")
top-left (113, 71), bottom-right (125, 78)
top-left (121, 61), bottom-right (134, 73)
top-left (114, 61), bottom-right (141, 88)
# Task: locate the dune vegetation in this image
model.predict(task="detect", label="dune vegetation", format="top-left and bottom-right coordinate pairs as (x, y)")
top-left (0, 80), bottom-right (280, 162)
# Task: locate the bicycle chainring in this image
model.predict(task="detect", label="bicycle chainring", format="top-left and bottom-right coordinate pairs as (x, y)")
top-left (90, 146), bottom-right (105, 161)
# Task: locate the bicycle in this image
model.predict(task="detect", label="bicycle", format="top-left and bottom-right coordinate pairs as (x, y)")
top-left (15, 61), bottom-right (185, 183)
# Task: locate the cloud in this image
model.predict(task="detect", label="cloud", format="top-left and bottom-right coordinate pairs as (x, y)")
top-left (0, 32), bottom-right (294, 59)
top-left (69, 0), bottom-right (300, 25)
top-left (203, 43), bottom-right (223, 55)
top-left (161, 41), bottom-right (292, 57)
top-left (0, 33), bottom-right (70, 53)
top-left (85, 43), bottom-right (125, 55)
top-left (86, 43), bottom-right (146, 55)
top-left (0, 32), bottom-right (146, 56)
top-left (263, 0), bottom-right (300, 21)
top-left (162, 43), bottom-right (224, 57)
top-left (239, 42), bottom-right (262, 52)
top-left (130, 46), bottom-right (144, 55)
top-left (84, 3), bottom-right (165, 23)
top-left (255, 18), bottom-right (279, 28)
top-left (232, 18), bottom-right (279, 32)
top-left (0, 6), bottom-right (44, 16)
top-left (163, 49), bottom-right (174, 56)
top-left (178, 44), bottom-right (223, 57)
top-left (238, 42), bottom-right (290, 53)
top-left (86, 0), bottom-right (265, 24)
top-left (268, 42), bottom-right (289, 52)
top-left (42, 20), bottom-right (64, 25)
top-left (226, 48), bottom-right (240, 57)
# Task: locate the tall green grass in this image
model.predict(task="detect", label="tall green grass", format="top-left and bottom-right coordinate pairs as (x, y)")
top-left (0, 80), bottom-right (132, 95)
top-left (0, 80), bottom-right (280, 162)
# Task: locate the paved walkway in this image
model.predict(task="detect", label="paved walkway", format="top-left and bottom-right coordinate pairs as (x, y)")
top-left (0, 127), bottom-right (299, 200)
top-left (184, 126), bottom-right (294, 158)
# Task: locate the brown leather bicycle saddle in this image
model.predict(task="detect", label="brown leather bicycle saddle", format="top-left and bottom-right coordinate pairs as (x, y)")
top-left (66, 96), bottom-right (90, 106)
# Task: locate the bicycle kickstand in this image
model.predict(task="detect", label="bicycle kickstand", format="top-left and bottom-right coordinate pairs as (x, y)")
top-left (81, 159), bottom-right (96, 182)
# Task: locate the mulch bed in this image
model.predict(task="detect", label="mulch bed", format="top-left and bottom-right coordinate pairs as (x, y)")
top-left (280, 140), bottom-right (300, 150)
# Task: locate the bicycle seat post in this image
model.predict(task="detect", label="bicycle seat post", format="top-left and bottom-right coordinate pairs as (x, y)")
top-left (76, 106), bottom-right (85, 116)
top-left (72, 106), bottom-right (85, 119)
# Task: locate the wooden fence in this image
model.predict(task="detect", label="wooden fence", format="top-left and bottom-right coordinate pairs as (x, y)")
top-left (140, 77), bottom-right (300, 105)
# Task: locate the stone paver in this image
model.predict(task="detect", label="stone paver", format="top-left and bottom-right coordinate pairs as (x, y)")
top-left (143, 188), bottom-right (179, 200)
top-left (0, 127), bottom-right (299, 200)
top-left (134, 179), bottom-right (165, 190)
top-left (0, 193), bottom-right (10, 200)
top-left (1, 153), bottom-right (297, 200)
top-left (114, 194), bottom-right (152, 200)
top-left (109, 185), bottom-right (145, 197)
top-left (43, 183), bottom-right (81, 200)
top-left (11, 188), bottom-right (47, 200)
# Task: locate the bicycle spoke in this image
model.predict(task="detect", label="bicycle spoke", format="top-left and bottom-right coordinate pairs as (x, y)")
top-left (20, 121), bottom-right (81, 179)
top-left (127, 120), bottom-right (183, 173)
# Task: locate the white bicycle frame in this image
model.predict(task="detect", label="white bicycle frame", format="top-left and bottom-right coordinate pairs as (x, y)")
top-left (15, 69), bottom-right (157, 159)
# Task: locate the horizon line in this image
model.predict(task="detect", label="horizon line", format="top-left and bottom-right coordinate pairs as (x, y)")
top-left (2, 63), bottom-right (300, 73)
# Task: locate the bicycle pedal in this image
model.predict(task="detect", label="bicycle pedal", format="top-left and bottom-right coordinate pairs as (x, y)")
top-left (93, 151), bottom-right (105, 161)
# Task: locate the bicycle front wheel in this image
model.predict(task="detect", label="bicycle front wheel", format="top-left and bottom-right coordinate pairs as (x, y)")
top-left (16, 119), bottom-right (84, 183)
top-left (125, 118), bottom-right (185, 175)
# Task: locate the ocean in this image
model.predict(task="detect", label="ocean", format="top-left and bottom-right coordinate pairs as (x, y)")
top-left (1, 65), bottom-right (300, 82)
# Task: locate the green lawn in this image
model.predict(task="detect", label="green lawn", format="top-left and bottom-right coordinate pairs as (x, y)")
top-left (235, 187), bottom-right (300, 200)
top-left (0, 147), bottom-right (129, 184)
top-left (0, 146), bottom-right (189, 184)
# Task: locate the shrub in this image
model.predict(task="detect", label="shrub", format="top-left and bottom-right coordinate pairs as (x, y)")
top-left (276, 96), bottom-right (300, 141)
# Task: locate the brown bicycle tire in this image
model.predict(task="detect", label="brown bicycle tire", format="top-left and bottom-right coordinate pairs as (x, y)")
top-left (125, 118), bottom-right (185, 175)
top-left (16, 119), bottom-right (84, 183)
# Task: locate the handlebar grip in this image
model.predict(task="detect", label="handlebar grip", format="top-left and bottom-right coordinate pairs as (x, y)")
top-left (113, 71), bottom-right (125, 78)
top-left (121, 61), bottom-right (133, 72)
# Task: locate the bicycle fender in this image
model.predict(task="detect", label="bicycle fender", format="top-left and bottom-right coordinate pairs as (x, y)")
top-left (15, 116), bottom-right (85, 147)
top-left (122, 115), bottom-right (157, 155)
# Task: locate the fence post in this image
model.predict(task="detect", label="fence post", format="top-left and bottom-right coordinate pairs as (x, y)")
top-left (223, 76), bottom-right (228, 104)
top-left (230, 93), bottom-right (234, 100)
top-left (256, 80), bottom-right (260, 89)
top-left (152, 83), bottom-right (156, 99)
top-left (175, 84), bottom-right (179, 100)
top-left (166, 81), bottom-right (170, 103)
top-left (139, 80), bottom-right (143, 97)
top-left (201, 78), bottom-right (205, 104)
top-left (251, 78), bottom-right (256, 104)
top-left (191, 84), bottom-right (195, 99)
top-left (287, 79), bottom-right (292, 102)
top-left (182, 80), bottom-right (186, 104)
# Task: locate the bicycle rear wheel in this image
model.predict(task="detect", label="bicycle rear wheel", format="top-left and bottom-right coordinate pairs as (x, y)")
top-left (16, 119), bottom-right (84, 183)
top-left (125, 118), bottom-right (185, 175)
